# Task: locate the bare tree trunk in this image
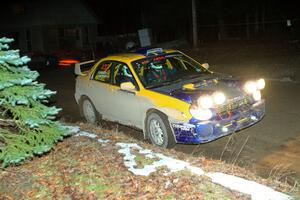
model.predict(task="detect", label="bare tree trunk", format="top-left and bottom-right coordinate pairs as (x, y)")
top-left (192, 0), bottom-right (198, 48)
top-left (261, 4), bottom-right (266, 33)
top-left (254, 6), bottom-right (259, 35)
top-left (246, 13), bottom-right (250, 39)
top-left (215, 0), bottom-right (227, 40)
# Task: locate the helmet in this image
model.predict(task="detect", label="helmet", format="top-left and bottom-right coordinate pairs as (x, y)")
top-left (125, 41), bottom-right (136, 50)
top-left (150, 62), bottom-right (163, 70)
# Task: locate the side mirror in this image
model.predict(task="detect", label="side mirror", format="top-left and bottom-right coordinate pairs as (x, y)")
top-left (202, 63), bottom-right (209, 70)
top-left (120, 82), bottom-right (136, 91)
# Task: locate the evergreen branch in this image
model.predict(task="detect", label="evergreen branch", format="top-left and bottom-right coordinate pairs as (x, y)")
top-left (0, 37), bottom-right (67, 167)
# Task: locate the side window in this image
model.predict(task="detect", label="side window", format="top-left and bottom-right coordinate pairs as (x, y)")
top-left (93, 62), bottom-right (113, 83)
top-left (112, 63), bottom-right (135, 86)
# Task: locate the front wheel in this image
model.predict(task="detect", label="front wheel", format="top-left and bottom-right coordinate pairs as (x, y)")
top-left (146, 112), bottom-right (176, 148)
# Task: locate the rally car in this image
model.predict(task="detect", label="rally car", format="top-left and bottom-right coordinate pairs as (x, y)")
top-left (74, 48), bottom-right (265, 148)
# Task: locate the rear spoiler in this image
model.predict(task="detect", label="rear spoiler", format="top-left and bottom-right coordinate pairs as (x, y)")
top-left (74, 60), bottom-right (95, 76)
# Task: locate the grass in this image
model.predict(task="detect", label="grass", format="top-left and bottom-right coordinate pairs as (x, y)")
top-left (200, 182), bottom-right (240, 200)
top-left (0, 123), bottom-right (299, 199)
top-left (131, 148), bottom-right (160, 169)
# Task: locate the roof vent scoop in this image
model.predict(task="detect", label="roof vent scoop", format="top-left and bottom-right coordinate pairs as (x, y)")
top-left (183, 83), bottom-right (195, 90)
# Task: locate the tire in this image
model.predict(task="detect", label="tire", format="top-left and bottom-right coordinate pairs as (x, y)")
top-left (80, 97), bottom-right (98, 124)
top-left (146, 112), bottom-right (176, 148)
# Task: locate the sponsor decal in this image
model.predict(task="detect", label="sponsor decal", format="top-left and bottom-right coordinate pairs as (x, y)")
top-left (172, 123), bottom-right (195, 131)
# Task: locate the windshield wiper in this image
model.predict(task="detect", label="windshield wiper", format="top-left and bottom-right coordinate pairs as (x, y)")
top-left (182, 74), bottom-right (200, 80)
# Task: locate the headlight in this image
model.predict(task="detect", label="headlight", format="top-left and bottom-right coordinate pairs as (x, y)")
top-left (252, 90), bottom-right (261, 101)
top-left (198, 95), bottom-right (214, 108)
top-left (244, 81), bottom-right (257, 94)
top-left (244, 78), bottom-right (265, 94)
top-left (213, 92), bottom-right (226, 105)
top-left (256, 78), bottom-right (265, 90)
top-left (190, 107), bottom-right (213, 121)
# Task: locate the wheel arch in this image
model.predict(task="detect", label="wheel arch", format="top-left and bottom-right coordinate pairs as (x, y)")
top-left (78, 95), bottom-right (101, 121)
top-left (144, 108), bottom-right (177, 148)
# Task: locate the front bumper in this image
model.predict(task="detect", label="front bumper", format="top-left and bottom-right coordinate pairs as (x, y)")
top-left (171, 100), bottom-right (265, 144)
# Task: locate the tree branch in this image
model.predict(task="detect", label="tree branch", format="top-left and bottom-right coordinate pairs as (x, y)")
top-left (0, 118), bottom-right (16, 127)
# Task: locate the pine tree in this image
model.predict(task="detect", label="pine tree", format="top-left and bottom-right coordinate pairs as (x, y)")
top-left (0, 37), bottom-right (69, 167)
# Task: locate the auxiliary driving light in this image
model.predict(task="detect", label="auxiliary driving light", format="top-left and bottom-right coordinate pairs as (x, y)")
top-left (257, 78), bottom-right (265, 90)
top-left (198, 95), bottom-right (214, 109)
top-left (213, 92), bottom-right (226, 105)
top-left (252, 90), bottom-right (262, 101)
top-left (189, 107), bottom-right (213, 121)
top-left (244, 81), bottom-right (257, 94)
top-left (222, 127), bottom-right (229, 133)
top-left (244, 78), bottom-right (265, 94)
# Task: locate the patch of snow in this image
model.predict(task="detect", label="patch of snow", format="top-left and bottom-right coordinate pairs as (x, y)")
top-left (75, 131), bottom-right (97, 139)
top-left (116, 143), bottom-right (204, 176)
top-left (139, 149), bottom-right (156, 159)
top-left (65, 125), bottom-right (80, 134)
top-left (188, 166), bottom-right (205, 176)
top-left (139, 149), bottom-right (153, 154)
top-left (97, 139), bottom-right (110, 146)
top-left (165, 179), bottom-right (172, 189)
top-left (207, 172), bottom-right (292, 200)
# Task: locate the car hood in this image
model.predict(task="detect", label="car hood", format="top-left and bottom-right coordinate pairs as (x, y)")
top-left (153, 73), bottom-right (244, 104)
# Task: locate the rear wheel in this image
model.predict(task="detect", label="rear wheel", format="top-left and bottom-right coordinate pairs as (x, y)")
top-left (146, 112), bottom-right (176, 148)
top-left (80, 97), bottom-right (98, 124)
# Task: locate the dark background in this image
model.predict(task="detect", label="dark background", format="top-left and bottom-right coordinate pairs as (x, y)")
top-left (2, 0), bottom-right (300, 47)
top-left (85, 0), bottom-right (300, 42)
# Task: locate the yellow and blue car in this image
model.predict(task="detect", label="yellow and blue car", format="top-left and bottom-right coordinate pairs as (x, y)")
top-left (74, 47), bottom-right (265, 148)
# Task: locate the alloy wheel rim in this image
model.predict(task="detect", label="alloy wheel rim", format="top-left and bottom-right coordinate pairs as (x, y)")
top-left (83, 100), bottom-right (96, 123)
top-left (149, 119), bottom-right (164, 146)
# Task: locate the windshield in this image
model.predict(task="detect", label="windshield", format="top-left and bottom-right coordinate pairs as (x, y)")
top-left (131, 52), bottom-right (210, 89)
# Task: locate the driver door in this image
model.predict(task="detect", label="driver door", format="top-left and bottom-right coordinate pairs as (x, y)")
top-left (108, 62), bottom-right (143, 128)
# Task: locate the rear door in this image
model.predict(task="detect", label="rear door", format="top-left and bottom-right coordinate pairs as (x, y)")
top-left (87, 61), bottom-right (115, 120)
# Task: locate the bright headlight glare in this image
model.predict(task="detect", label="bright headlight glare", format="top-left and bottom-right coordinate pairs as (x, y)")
top-left (190, 107), bottom-right (213, 121)
top-left (244, 81), bottom-right (257, 94)
top-left (253, 90), bottom-right (261, 101)
top-left (198, 95), bottom-right (214, 108)
top-left (213, 92), bottom-right (226, 105)
top-left (257, 78), bottom-right (265, 90)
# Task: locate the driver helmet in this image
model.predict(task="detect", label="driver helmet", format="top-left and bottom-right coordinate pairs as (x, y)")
top-left (125, 41), bottom-right (136, 51)
top-left (150, 62), bottom-right (163, 70)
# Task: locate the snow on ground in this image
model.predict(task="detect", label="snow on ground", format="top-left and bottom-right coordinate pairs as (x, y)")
top-left (65, 125), bottom-right (81, 134)
top-left (74, 131), bottom-right (97, 138)
top-left (97, 139), bottom-right (110, 146)
top-left (207, 173), bottom-right (292, 200)
top-left (117, 143), bottom-right (204, 176)
top-left (68, 126), bottom-right (292, 200)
